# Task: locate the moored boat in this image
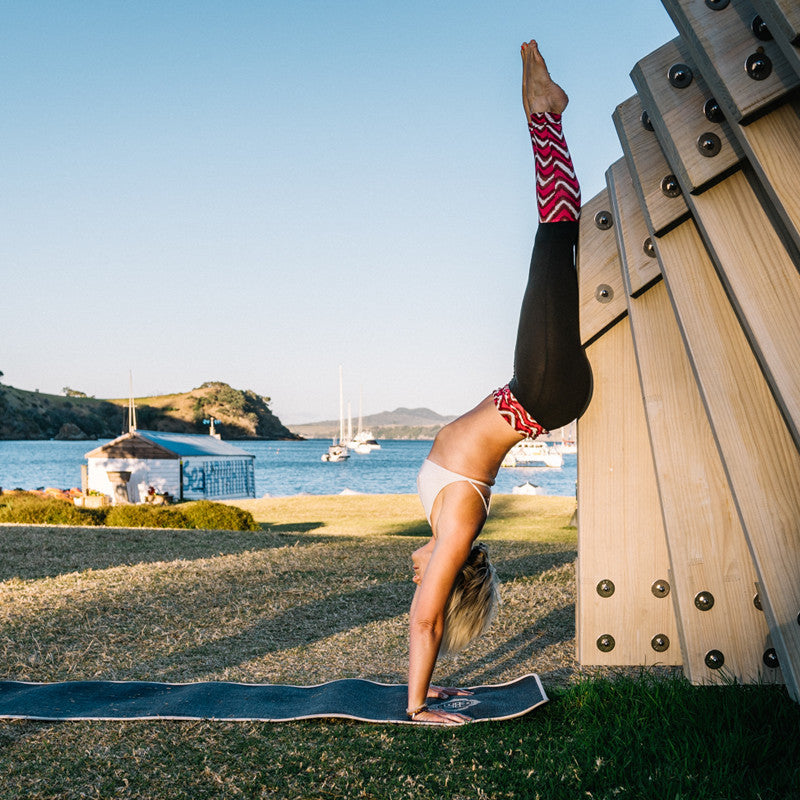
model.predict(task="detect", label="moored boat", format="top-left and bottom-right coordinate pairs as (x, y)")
top-left (501, 439), bottom-right (563, 469)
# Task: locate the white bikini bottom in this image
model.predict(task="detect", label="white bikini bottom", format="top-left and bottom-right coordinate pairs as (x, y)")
top-left (416, 458), bottom-right (492, 526)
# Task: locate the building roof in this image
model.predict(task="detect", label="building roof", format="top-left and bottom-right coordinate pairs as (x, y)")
top-left (86, 431), bottom-right (254, 460)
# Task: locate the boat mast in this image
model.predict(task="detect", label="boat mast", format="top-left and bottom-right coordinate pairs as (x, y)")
top-left (128, 371), bottom-right (137, 433)
top-left (338, 365), bottom-right (345, 445)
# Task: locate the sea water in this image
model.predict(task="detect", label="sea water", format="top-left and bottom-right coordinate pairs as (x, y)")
top-left (0, 439), bottom-right (577, 497)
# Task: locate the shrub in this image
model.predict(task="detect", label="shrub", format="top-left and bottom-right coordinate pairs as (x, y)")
top-left (0, 492), bottom-right (259, 532)
top-left (181, 500), bottom-right (260, 531)
top-left (104, 504), bottom-right (192, 529)
top-left (0, 492), bottom-right (103, 526)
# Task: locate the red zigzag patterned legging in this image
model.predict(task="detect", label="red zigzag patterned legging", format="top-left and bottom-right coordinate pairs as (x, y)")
top-left (528, 112), bottom-right (581, 223)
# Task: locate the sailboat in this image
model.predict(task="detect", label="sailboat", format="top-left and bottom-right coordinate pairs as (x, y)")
top-left (348, 388), bottom-right (381, 453)
top-left (321, 366), bottom-right (350, 462)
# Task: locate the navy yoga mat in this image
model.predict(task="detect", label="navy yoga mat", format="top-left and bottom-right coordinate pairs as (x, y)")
top-left (0, 674), bottom-right (547, 724)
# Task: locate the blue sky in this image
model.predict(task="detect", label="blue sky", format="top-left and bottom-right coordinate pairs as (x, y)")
top-left (1, 1), bottom-right (677, 424)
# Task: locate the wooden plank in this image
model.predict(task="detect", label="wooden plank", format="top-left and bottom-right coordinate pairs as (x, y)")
top-left (607, 158), bottom-right (777, 685)
top-left (662, 0), bottom-right (799, 122)
top-left (632, 37), bottom-right (800, 451)
top-left (578, 190), bottom-right (628, 345)
top-left (613, 95), bottom-right (690, 237)
top-left (630, 38), bottom-right (744, 193)
top-left (751, 0), bottom-right (800, 77)
top-left (605, 160), bottom-right (661, 296)
top-left (661, 1), bottom-right (800, 248)
top-left (656, 216), bottom-right (800, 701)
top-left (576, 199), bottom-right (679, 667)
top-left (733, 98), bottom-right (800, 245)
top-left (575, 316), bottom-right (680, 668)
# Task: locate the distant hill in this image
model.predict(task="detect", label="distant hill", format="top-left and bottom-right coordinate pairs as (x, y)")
top-left (0, 381), bottom-right (299, 441)
top-left (288, 407), bottom-right (457, 440)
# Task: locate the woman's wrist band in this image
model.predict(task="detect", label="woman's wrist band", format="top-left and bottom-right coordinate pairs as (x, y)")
top-left (406, 703), bottom-right (429, 719)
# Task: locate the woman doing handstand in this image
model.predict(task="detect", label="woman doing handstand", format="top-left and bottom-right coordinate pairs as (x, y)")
top-left (406, 39), bottom-right (592, 725)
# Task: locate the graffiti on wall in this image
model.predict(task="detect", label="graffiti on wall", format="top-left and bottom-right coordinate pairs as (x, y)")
top-left (182, 458), bottom-right (255, 499)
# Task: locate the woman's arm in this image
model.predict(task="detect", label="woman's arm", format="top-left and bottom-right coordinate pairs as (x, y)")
top-left (406, 484), bottom-right (487, 723)
top-left (407, 537), bottom-right (469, 708)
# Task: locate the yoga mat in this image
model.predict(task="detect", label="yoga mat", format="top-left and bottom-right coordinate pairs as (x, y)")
top-left (0, 674), bottom-right (547, 724)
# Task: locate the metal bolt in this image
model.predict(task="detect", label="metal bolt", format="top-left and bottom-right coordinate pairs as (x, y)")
top-left (753, 593), bottom-right (763, 611)
top-left (751, 15), bottom-right (773, 41)
top-left (594, 210), bottom-right (613, 230)
top-left (705, 0), bottom-right (730, 9)
top-left (668, 63), bottom-right (693, 89)
top-left (697, 132), bottom-right (722, 157)
top-left (704, 97), bottom-right (724, 123)
top-left (695, 591), bottom-right (715, 611)
top-left (651, 579), bottom-right (670, 598)
top-left (651, 634), bottom-right (670, 652)
top-left (597, 634), bottom-right (615, 653)
top-left (643, 238), bottom-right (656, 259)
top-left (597, 579), bottom-right (615, 598)
top-left (705, 649), bottom-right (725, 669)
top-left (763, 648), bottom-right (780, 669)
top-left (661, 175), bottom-right (681, 198)
top-left (640, 110), bottom-right (654, 132)
top-left (595, 284), bottom-right (614, 303)
top-left (746, 52), bottom-right (773, 81)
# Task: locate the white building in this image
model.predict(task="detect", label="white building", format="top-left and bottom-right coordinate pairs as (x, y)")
top-left (85, 430), bottom-right (256, 503)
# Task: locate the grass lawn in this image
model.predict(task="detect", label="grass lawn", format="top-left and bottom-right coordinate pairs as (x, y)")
top-left (1, 495), bottom-right (798, 799)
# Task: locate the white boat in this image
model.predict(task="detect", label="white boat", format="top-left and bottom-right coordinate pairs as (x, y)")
top-left (350, 438), bottom-right (375, 455)
top-left (322, 443), bottom-right (349, 462)
top-left (349, 429), bottom-right (380, 453)
top-left (347, 389), bottom-right (381, 452)
top-left (501, 439), bottom-right (563, 469)
top-left (322, 366), bottom-right (350, 463)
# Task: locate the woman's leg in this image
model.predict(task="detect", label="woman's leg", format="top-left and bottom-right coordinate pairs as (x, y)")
top-left (507, 41), bottom-right (592, 432)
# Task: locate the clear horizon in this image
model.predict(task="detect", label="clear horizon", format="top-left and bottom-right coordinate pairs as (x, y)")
top-left (2, 2), bottom-right (678, 422)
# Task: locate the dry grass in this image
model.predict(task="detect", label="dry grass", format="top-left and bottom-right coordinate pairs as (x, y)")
top-left (2, 495), bottom-right (797, 800)
top-left (0, 495), bottom-right (579, 688)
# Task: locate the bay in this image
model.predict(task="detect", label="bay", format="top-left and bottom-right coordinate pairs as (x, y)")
top-left (0, 439), bottom-right (576, 497)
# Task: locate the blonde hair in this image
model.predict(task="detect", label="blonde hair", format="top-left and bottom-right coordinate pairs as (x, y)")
top-left (440, 542), bottom-right (500, 656)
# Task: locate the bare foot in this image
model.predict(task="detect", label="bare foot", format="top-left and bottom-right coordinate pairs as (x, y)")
top-left (521, 39), bottom-right (569, 117)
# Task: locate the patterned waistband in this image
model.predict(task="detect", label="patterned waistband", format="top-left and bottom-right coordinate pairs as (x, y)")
top-left (492, 384), bottom-right (547, 439)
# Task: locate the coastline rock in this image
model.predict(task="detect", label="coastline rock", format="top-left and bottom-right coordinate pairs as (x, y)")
top-left (55, 422), bottom-right (90, 440)
top-left (0, 381), bottom-right (298, 441)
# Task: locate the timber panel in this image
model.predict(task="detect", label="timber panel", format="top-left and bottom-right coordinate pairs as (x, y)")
top-left (608, 157), bottom-right (776, 685)
top-left (575, 0), bottom-right (800, 701)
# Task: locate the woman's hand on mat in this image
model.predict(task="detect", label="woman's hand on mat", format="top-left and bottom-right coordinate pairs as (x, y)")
top-left (427, 684), bottom-right (473, 699)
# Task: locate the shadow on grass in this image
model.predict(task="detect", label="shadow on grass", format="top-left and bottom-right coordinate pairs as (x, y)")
top-left (0, 526), bottom-right (342, 582)
top-left (384, 520), bottom-right (433, 537)
top-left (128, 581), bottom-right (411, 681)
top-left (494, 548), bottom-right (576, 581)
top-left (444, 604), bottom-right (576, 687)
top-left (259, 522), bottom-right (325, 534)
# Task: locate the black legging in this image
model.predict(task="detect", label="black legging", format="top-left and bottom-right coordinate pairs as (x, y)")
top-left (507, 221), bottom-right (593, 431)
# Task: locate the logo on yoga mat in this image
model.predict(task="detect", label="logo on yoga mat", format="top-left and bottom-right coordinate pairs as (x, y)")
top-left (430, 698), bottom-right (480, 712)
